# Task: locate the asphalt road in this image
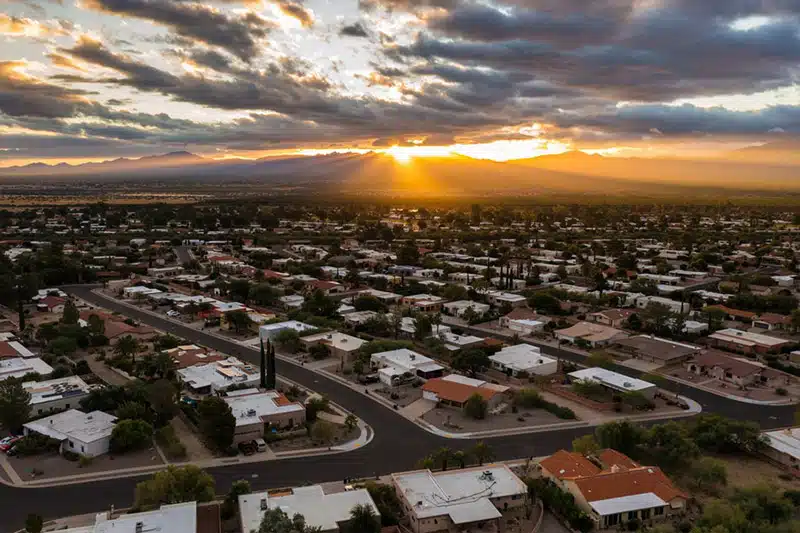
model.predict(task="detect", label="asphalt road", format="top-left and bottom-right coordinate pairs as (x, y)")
top-left (173, 246), bottom-right (194, 265)
top-left (0, 286), bottom-right (794, 531)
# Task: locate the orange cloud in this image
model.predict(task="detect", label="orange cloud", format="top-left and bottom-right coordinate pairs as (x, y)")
top-left (0, 13), bottom-right (65, 38)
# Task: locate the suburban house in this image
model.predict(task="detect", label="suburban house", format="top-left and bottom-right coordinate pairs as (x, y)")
top-left (36, 295), bottom-right (66, 313)
top-left (568, 368), bottom-right (658, 399)
top-left (402, 294), bottom-right (445, 312)
top-left (538, 449), bottom-right (687, 530)
top-left (499, 308), bottom-right (552, 332)
top-left (300, 331), bottom-right (366, 363)
top-left (442, 300), bottom-right (490, 318)
top-left (166, 345), bottom-right (226, 369)
top-left (486, 291), bottom-right (528, 308)
top-left (555, 322), bottom-right (628, 348)
top-left (392, 465), bottom-right (528, 533)
top-left (752, 313), bottom-right (791, 331)
top-left (422, 375), bottom-right (509, 410)
top-left (437, 331), bottom-right (485, 352)
top-left (280, 294), bottom-right (305, 310)
top-left (306, 280), bottom-right (345, 295)
top-left (177, 356), bottom-right (260, 394)
top-left (259, 321), bottom-right (317, 341)
top-left (489, 344), bottom-right (558, 377)
top-left (239, 485), bottom-right (379, 533)
top-left (706, 328), bottom-right (790, 355)
top-left (0, 356), bottom-right (54, 382)
top-left (60, 502), bottom-right (219, 533)
top-left (685, 350), bottom-right (793, 388)
top-left (587, 309), bottom-right (635, 328)
top-left (343, 310), bottom-right (380, 326)
top-left (23, 376), bottom-right (92, 416)
top-left (357, 288), bottom-right (402, 304)
top-left (761, 427), bottom-right (800, 473)
top-left (370, 349), bottom-right (445, 385)
top-left (223, 388), bottom-right (305, 443)
top-left (612, 336), bottom-right (701, 366)
top-left (0, 340), bottom-right (36, 359)
top-left (23, 409), bottom-right (117, 458)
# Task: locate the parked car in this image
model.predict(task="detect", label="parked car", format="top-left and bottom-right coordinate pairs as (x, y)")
top-left (238, 441), bottom-right (256, 456)
top-left (253, 438), bottom-right (267, 453)
top-left (166, 310), bottom-right (180, 317)
top-left (0, 436), bottom-right (22, 452)
top-left (357, 373), bottom-right (380, 385)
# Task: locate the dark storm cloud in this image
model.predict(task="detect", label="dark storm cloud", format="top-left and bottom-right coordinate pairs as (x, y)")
top-left (340, 22), bottom-right (369, 37)
top-left (83, 0), bottom-right (272, 61)
top-left (0, 61), bottom-right (90, 118)
top-left (276, 1), bottom-right (314, 27)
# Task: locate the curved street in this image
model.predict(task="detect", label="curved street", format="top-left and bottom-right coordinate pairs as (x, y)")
top-left (0, 285), bottom-right (795, 532)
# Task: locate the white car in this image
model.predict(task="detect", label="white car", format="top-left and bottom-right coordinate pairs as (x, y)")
top-left (166, 310), bottom-right (180, 317)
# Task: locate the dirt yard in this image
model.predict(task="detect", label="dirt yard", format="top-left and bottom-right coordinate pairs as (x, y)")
top-left (8, 446), bottom-right (164, 481)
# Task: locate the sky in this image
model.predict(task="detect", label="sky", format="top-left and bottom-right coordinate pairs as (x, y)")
top-left (1, 0), bottom-right (799, 166)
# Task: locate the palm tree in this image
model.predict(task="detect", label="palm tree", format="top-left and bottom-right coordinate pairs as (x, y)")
top-left (433, 446), bottom-right (453, 471)
top-left (344, 414), bottom-right (358, 432)
top-left (431, 312), bottom-right (442, 336)
top-left (453, 450), bottom-right (467, 469)
top-left (114, 335), bottom-right (140, 363)
top-left (348, 504), bottom-right (380, 533)
top-left (470, 441), bottom-right (494, 466)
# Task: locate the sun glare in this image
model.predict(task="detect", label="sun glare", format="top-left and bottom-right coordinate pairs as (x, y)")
top-left (384, 145), bottom-right (453, 163)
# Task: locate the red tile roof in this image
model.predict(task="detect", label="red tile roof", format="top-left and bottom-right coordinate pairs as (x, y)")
top-left (539, 450), bottom-right (601, 480)
top-left (422, 377), bottom-right (499, 404)
top-left (572, 466), bottom-right (686, 503)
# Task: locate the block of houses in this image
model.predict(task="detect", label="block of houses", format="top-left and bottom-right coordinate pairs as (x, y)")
top-left (177, 356), bottom-right (260, 394)
top-left (60, 501), bottom-right (218, 533)
top-left (489, 344), bottom-right (558, 377)
top-left (612, 336), bottom-right (701, 366)
top-left (24, 376), bottom-right (92, 417)
top-left (422, 374), bottom-right (508, 410)
top-left (538, 449), bottom-right (687, 530)
top-left (223, 388), bottom-right (305, 443)
top-left (706, 328), bottom-right (790, 355)
top-left (239, 485), bottom-right (379, 533)
top-left (370, 349), bottom-right (445, 385)
top-left (392, 465), bottom-right (528, 533)
top-left (300, 331), bottom-right (366, 363)
top-left (685, 350), bottom-right (793, 388)
top-left (568, 367), bottom-right (657, 399)
top-left (442, 300), bottom-right (490, 318)
top-left (761, 427), bottom-right (800, 474)
top-left (555, 322), bottom-right (628, 348)
top-left (23, 409), bottom-right (117, 458)
top-left (587, 309), bottom-right (635, 328)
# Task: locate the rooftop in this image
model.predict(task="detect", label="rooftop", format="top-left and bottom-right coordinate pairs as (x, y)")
top-left (24, 409), bottom-right (117, 444)
top-left (62, 502), bottom-right (199, 533)
top-left (177, 356), bottom-right (259, 391)
top-left (614, 335), bottom-right (700, 362)
top-left (23, 376), bottom-right (91, 406)
top-left (763, 427), bottom-right (800, 461)
top-left (392, 465), bottom-right (526, 521)
top-left (300, 331), bottom-right (366, 352)
top-left (239, 485), bottom-right (379, 533)
top-left (0, 357), bottom-right (54, 380)
top-left (489, 344), bottom-right (557, 371)
top-left (223, 389), bottom-right (304, 427)
top-left (709, 328), bottom-right (788, 347)
top-left (569, 367), bottom-right (656, 393)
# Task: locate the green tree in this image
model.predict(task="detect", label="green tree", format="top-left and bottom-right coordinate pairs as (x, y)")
top-left (134, 465), bottom-right (215, 510)
top-left (451, 348), bottom-right (490, 377)
top-left (412, 314), bottom-right (433, 340)
top-left (464, 393), bottom-right (488, 420)
top-left (303, 290), bottom-right (338, 317)
top-left (689, 457), bottom-right (728, 494)
top-left (61, 298), bottom-right (79, 325)
top-left (226, 309), bottom-right (253, 334)
top-left (228, 279), bottom-right (251, 303)
top-left (309, 343), bottom-right (331, 361)
top-left (87, 313), bottom-right (105, 335)
top-left (50, 335), bottom-right (78, 357)
top-left (110, 419), bottom-right (153, 453)
top-left (470, 441), bottom-right (494, 466)
top-left (353, 295), bottom-right (387, 312)
top-left (148, 379), bottom-right (178, 427)
top-left (197, 396), bottom-right (236, 451)
top-left (0, 379), bottom-right (31, 432)
top-left (594, 421), bottom-right (644, 458)
top-left (24, 514), bottom-right (43, 533)
top-left (348, 504), bottom-right (381, 533)
top-left (222, 479), bottom-right (252, 521)
top-left (641, 302), bottom-right (673, 332)
top-left (305, 396), bottom-right (329, 422)
top-left (586, 350), bottom-right (614, 369)
top-left (644, 421), bottom-right (699, 470)
top-left (114, 335), bottom-right (140, 363)
top-left (364, 482), bottom-right (403, 526)
top-left (274, 328), bottom-right (302, 353)
top-left (115, 401), bottom-right (153, 424)
top-left (528, 292), bottom-right (561, 315)
top-left (311, 419), bottom-right (336, 445)
top-left (432, 446), bottom-right (453, 471)
top-left (344, 413), bottom-right (358, 432)
top-left (572, 434), bottom-right (599, 455)
top-left (257, 507), bottom-right (321, 533)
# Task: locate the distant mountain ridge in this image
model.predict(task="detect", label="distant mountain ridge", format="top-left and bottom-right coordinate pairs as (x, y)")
top-left (1, 147), bottom-right (799, 193)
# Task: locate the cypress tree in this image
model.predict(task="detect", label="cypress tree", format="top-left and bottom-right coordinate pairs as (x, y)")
top-left (259, 338), bottom-right (267, 389)
top-left (266, 340), bottom-right (276, 389)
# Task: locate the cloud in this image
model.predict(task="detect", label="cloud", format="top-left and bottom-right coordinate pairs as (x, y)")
top-left (0, 12), bottom-right (67, 37)
top-left (81, 0), bottom-right (273, 61)
top-left (0, 61), bottom-right (91, 118)
top-left (274, 1), bottom-right (314, 27)
top-left (340, 22), bottom-right (369, 37)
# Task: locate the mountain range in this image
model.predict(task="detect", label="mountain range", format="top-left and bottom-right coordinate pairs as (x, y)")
top-left (1, 140), bottom-right (799, 194)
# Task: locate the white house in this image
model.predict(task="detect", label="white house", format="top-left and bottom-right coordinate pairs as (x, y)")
top-left (59, 502), bottom-right (201, 533)
top-left (0, 357), bottom-right (54, 382)
top-left (177, 357), bottom-right (260, 394)
top-left (569, 367), bottom-right (657, 399)
top-left (239, 485), bottom-right (379, 533)
top-left (370, 349), bottom-right (445, 385)
top-left (24, 376), bottom-right (92, 416)
top-left (223, 389), bottom-right (306, 443)
top-left (23, 409), bottom-right (117, 458)
top-left (442, 300), bottom-right (490, 318)
top-left (489, 344), bottom-right (558, 377)
top-left (259, 321), bottom-right (317, 340)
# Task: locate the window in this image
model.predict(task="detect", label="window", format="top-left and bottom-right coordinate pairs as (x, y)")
top-left (512, 494), bottom-right (522, 500)
top-left (654, 507), bottom-right (664, 516)
top-left (641, 509), bottom-right (651, 520)
top-left (81, 446), bottom-right (85, 452)
top-left (628, 511), bottom-right (637, 520)
top-left (66, 404), bottom-right (70, 409)
top-left (606, 514), bottom-right (619, 527)
top-left (68, 440), bottom-right (75, 448)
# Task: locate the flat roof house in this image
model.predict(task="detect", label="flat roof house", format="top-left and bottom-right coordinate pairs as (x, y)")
top-left (569, 368), bottom-right (657, 399)
top-left (489, 344), bottom-right (558, 377)
top-left (60, 501), bottom-right (215, 533)
top-left (587, 309), bottom-right (634, 329)
top-left (300, 331), bottom-right (366, 363)
top-left (402, 294), bottom-right (445, 312)
top-left (442, 300), bottom-right (490, 318)
top-left (555, 322), bottom-right (628, 348)
top-left (486, 291), bottom-right (527, 308)
top-left (177, 356), bottom-right (260, 394)
top-left (612, 336), bottom-right (701, 366)
top-left (239, 485), bottom-right (379, 533)
top-left (0, 356), bottom-right (53, 382)
top-left (23, 409), bottom-right (117, 458)
top-left (259, 321), bottom-right (317, 341)
top-left (392, 465), bottom-right (528, 533)
top-left (370, 349), bottom-right (445, 385)
top-left (761, 427), bottom-right (800, 474)
top-left (223, 388), bottom-right (305, 443)
top-left (707, 328), bottom-right (790, 355)
top-left (23, 376), bottom-right (92, 416)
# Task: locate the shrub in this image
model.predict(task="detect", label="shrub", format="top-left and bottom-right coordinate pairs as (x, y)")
top-left (79, 455), bottom-right (93, 468)
top-left (776, 387), bottom-right (788, 396)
